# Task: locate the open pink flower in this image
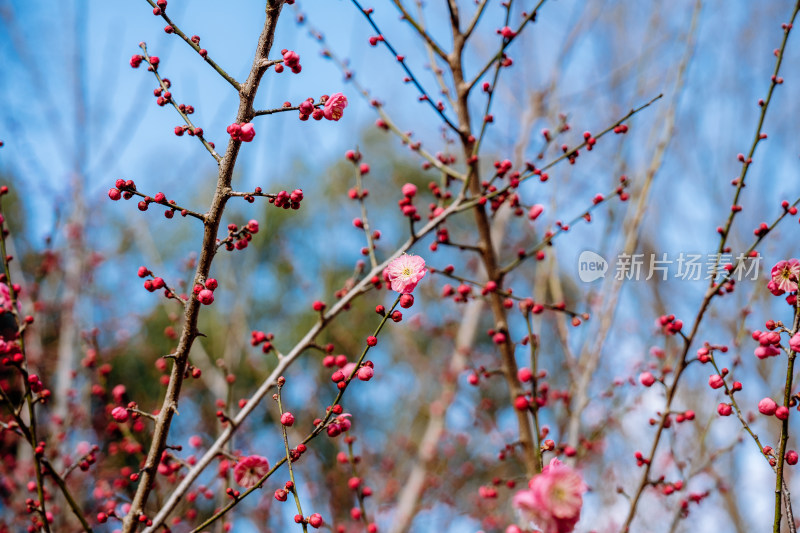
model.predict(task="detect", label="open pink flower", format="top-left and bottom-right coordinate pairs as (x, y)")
top-left (233, 455), bottom-right (269, 488)
top-left (323, 93), bottom-right (348, 121)
top-left (512, 458), bottom-right (587, 533)
top-left (384, 254), bottom-right (427, 294)
top-left (769, 259), bottom-right (800, 295)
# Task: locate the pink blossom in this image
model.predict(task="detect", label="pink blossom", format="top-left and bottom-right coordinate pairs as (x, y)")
top-left (650, 346), bottom-right (666, 358)
top-left (280, 412), bottom-right (295, 426)
top-left (233, 455), bottom-right (270, 488)
top-left (239, 123), bottom-right (256, 142)
top-left (76, 441), bottom-right (92, 456)
top-left (758, 397), bottom-right (778, 416)
top-left (499, 26), bottom-right (517, 39)
top-left (0, 283), bottom-right (13, 313)
top-left (308, 513), bottom-right (324, 528)
top-left (323, 92), bottom-right (348, 121)
top-left (299, 99), bottom-right (314, 116)
top-left (112, 384), bottom-right (126, 404)
top-left (401, 183), bottom-right (417, 197)
top-left (227, 122), bottom-right (256, 143)
top-left (341, 362), bottom-right (357, 378)
top-left (111, 407), bottom-right (129, 422)
top-left (770, 259), bottom-right (800, 295)
top-left (384, 254), bottom-right (427, 294)
top-left (282, 50), bottom-right (300, 68)
top-left (755, 345), bottom-right (780, 359)
top-left (512, 458), bottom-right (587, 533)
top-left (197, 289), bottom-right (214, 305)
top-left (399, 294), bottom-right (414, 308)
top-left (528, 204), bottom-right (544, 221)
top-left (790, 333), bottom-right (800, 353)
top-left (767, 280), bottom-right (782, 296)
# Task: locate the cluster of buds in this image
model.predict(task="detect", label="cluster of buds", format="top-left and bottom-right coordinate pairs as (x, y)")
top-left (111, 405), bottom-right (132, 422)
top-left (324, 411), bottom-right (352, 438)
top-left (484, 184), bottom-right (521, 214)
top-left (752, 327), bottom-right (783, 359)
top-left (290, 511), bottom-right (322, 529)
top-left (277, 49), bottom-right (301, 74)
top-left (582, 131), bottom-right (598, 151)
top-left (494, 159), bottom-right (514, 177)
top-left (251, 330), bottom-right (275, 353)
top-left (634, 451), bottom-right (651, 467)
top-left (422, 151), bottom-right (458, 172)
top-left (129, 54), bottom-right (147, 69)
top-left (374, 304), bottom-right (402, 322)
top-left (137, 267), bottom-right (174, 300)
top-left (498, 26), bottom-right (517, 39)
top-left (151, 78), bottom-right (172, 107)
top-left (345, 150), bottom-right (371, 176)
top-left (695, 343), bottom-right (728, 364)
top-left (108, 179), bottom-right (137, 201)
top-left (193, 278), bottom-right (218, 306)
top-left (137, 266), bottom-right (160, 290)
top-left (272, 189), bottom-right (304, 209)
top-left (227, 122), bottom-right (256, 142)
top-left (518, 297), bottom-right (545, 315)
top-left (156, 450), bottom-right (182, 478)
top-left (297, 98), bottom-right (320, 121)
top-left (174, 124), bottom-right (202, 138)
top-left (613, 123), bottom-right (629, 134)
top-left (286, 442), bottom-right (309, 465)
top-left (27, 374), bottom-right (51, 402)
top-left (330, 360), bottom-right (375, 388)
top-left (187, 34), bottom-right (208, 57)
top-left (218, 220), bottom-right (261, 252)
top-left (0, 339), bottom-right (23, 366)
top-left (398, 183), bottom-right (420, 220)
top-left (658, 314), bottom-right (683, 335)
top-left (441, 282), bottom-right (472, 303)
top-left (526, 164), bottom-right (551, 183)
top-left (152, 0), bottom-right (167, 16)
top-left (757, 398), bottom-right (789, 420)
top-left (762, 445), bottom-right (798, 468)
top-left (561, 142), bottom-right (580, 165)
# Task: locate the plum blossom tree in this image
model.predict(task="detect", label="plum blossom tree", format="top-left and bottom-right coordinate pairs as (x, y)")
top-left (1, 1), bottom-right (800, 532)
